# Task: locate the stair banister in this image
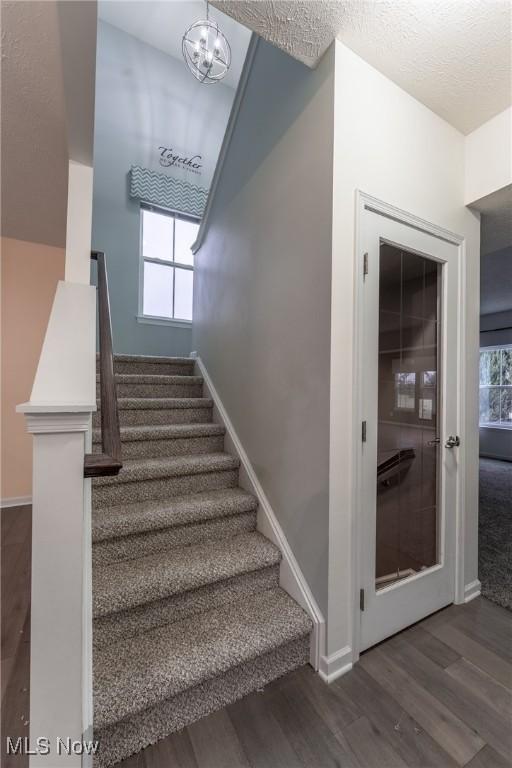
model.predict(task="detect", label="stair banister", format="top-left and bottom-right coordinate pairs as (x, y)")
top-left (84, 251), bottom-right (122, 477)
top-left (16, 277), bottom-right (97, 765)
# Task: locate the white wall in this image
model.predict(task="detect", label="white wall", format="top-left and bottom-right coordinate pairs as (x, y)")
top-left (329, 42), bottom-right (481, 658)
top-left (465, 107), bottom-right (512, 205)
top-left (193, 39), bottom-right (335, 617)
top-left (65, 161), bottom-right (94, 285)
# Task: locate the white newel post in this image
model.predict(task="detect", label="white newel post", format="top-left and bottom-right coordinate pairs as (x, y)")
top-left (21, 409), bottom-right (94, 766)
top-left (17, 280), bottom-right (97, 766)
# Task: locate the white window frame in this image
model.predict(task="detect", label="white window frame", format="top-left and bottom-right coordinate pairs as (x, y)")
top-left (137, 203), bottom-right (198, 327)
top-left (479, 343), bottom-right (512, 430)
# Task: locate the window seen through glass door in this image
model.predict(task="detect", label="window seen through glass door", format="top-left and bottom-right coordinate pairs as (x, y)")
top-left (376, 244), bottom-right (442, 589)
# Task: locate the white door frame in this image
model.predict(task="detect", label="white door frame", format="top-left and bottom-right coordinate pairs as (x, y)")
top-left (351, 190), bottom-right (467, 661)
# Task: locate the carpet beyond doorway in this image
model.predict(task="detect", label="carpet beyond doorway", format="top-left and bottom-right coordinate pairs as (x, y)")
top-left (479, 457), bottom-right (512, 611)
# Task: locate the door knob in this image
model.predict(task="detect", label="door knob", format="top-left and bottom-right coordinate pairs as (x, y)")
top-left (445, 435), bottom-right (460, 448)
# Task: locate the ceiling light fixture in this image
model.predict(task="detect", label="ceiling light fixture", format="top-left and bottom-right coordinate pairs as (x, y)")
top-left (182, 1), bottom-right (231, 84)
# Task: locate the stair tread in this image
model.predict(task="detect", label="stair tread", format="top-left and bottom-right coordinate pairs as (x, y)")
top-left (93, 531), bottom-right (281, 618)
top-left (112, 354), bottom-right (195, 365)
top-left (97, 373), bottom-right (203, 384)
top-left (92, 487), bottom-right (257, 542)
top-left (94, 586), bottom-right (311, 729)
top-left (114, 354), bottom-right (195, 367)
top-left (111, 397), bottom-right (213, 410)
top-left (93, 453), bottom-right (239, 487)
top-left (93, 422), bottom-right (225, 444)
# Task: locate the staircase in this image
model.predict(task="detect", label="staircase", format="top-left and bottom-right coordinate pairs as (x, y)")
top-left (92, 354), bottom-right (312, 767)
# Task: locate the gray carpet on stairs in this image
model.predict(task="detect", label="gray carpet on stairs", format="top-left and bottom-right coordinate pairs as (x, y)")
top-left (92, 354), bottom-right (312, 767)
top-left (479, 457), bottom-right (512, 611)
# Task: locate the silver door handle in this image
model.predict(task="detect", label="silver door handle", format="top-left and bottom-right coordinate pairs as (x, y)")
top-left (445, 435), bottom-right (460, 448)
top-left (427, 437), bottom-right (441, 446)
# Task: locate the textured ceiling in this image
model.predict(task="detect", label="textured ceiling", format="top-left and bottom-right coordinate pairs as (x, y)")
top-left (211, 0), bottom-right (344, 66)
top-left (1, 1), bottom-right (68, 247)
top-left (212, 0), bottom-right (512, 134)
top-left (98, 1), bottom-right (251, 89)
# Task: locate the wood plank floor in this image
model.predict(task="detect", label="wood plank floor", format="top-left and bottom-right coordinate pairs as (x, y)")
top-left (2, 505), bottom-right (511, 768)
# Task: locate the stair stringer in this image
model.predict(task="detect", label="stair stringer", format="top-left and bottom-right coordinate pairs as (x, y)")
top-left (191, 353), bottom-right (325, 670)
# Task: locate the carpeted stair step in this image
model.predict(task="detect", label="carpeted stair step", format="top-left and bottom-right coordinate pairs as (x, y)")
top-left (92, 423), bottom-right (225, 459)
top-left (96, 373), bottom-right (203, 399)
top-left (93, 588), bottom-right (312, 767)
top-left (92, 487), bottom-right (258, 543)
top-left (92, 453), bottom-right (239, 507)
top-left (93, 566), bottom-right (279, 648)
top-left (93, 396), bottom-right (213, 428)
top-left (95, 636), bottom-right (309, 768)
top-left (92, 508), bottom-right (257, 565)
top-left (93, 531), bottom-right (280, 619)
top-left (110, 354), bottom-right (196, 376)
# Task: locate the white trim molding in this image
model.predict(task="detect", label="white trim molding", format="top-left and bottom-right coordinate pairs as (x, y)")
top-left (318, 645), bottom-right (353, 684)
top-left (1, 495), bottom-right (32, 509)
top-left (464, 579), bottom-right (482, 603)
top-left (136, 314), bottom-right (192, 329)
top-left (351, 190), bottom-right (467, 656)
top-left (193, 354), bottom-right (326, 671)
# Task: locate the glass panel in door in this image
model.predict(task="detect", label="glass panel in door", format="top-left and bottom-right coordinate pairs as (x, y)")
top-left (376, 244), bottom-right (441, 589)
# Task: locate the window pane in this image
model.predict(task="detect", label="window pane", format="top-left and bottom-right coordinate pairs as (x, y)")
top-left (480, 386), bottom-right (500, 424)
top-left (480, 351), bottom-right (491, 385)
top-left (174, 218), bottom-right (199, 266)
top-left (501, 349), bottom-right (512, 385)
top-left (174, 267), bottom-right (193, 321)
top-left (143, 262), bottom-right (173, 317)
top-left (142, 210), bottom-right (174, 261)
top-left (501, 387), bottom-right (512, 424)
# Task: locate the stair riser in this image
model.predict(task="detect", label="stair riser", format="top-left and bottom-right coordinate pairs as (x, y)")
top-left (92, 468), bottom-right (239, 508)
top-left (93, 564), bottom-right (278, 647)
top-left (93, 434), bottom-right (224, 460)
top-left (92, 510), bottom-right (257, 565)
top-left (94, 636), bottom-right (310, 768)
top-left (97, 382), bottom-right (203, 399)
top-left (113, 361), bottom-right (195, 376)
top-left (93, 406), bottom-right (213, 428)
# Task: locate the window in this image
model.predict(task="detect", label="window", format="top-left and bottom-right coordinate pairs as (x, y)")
top-left (140, 206), bottom-right (199, 323)
top-left (395, 372), bottom-right (416, 410)
top-left (479, 345), bottom-right (512, 428)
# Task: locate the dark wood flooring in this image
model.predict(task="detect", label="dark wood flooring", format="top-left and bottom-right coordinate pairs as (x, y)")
top-left (2, 505), bottom-right (511, 768)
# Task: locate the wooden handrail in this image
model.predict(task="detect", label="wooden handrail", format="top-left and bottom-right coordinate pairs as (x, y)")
top-left (84, 251), bottom-right (122, 478)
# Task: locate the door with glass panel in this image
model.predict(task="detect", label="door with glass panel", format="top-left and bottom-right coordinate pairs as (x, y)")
top-left (359, 208), bottom-right (460, 652)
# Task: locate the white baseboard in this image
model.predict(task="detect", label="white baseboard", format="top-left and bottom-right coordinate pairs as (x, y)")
top-left (319, 645), bottom-right (353, 684)
top-left (1, 495), bottom-right (32, 509)
top-left (194, 355), bottom-right (326, 671)
top-left (479, 452), bottom-right (512, 462)
top-left (464, 579), bottom-right (481, 603)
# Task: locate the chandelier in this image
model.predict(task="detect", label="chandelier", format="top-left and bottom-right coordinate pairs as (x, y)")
top-left (182, 2), bottom-right (231, 84)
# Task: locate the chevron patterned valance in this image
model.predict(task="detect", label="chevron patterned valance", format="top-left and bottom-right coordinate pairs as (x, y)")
top-left (130, 165), bottom-right (208, 218)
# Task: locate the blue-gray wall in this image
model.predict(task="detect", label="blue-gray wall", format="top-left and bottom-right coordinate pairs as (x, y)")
top-left (193, 39), bottom-right (335, 616)
top-left (91, 21), bottom-right (236, 355)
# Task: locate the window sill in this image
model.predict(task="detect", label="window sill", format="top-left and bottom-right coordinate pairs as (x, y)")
top-left (136, 314), bottom-right (192, 329)
top-left (479, 424), bottom-right (512, 431)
